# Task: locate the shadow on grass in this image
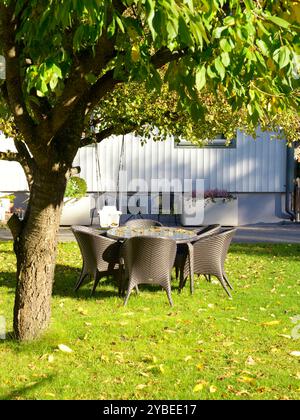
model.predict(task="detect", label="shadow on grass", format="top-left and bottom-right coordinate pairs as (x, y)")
top-left (0, 374), bottom-right (56, 400)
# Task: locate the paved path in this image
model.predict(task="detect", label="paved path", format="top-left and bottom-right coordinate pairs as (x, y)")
top-left (1, 222), bottom-right (300, 244)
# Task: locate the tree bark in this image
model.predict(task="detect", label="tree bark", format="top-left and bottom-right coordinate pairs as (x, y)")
top-left (13, 168), bottom-right (67, 341)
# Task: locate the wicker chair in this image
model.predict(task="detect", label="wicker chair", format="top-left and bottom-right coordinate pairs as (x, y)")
top-left (174, 224), bottom-right (221, 282)
top-left (124, 219), bottom-right (163, 228)
top-left (71, 226), bottom-right (122, 295)
top-left (178, 228), bottom-right (236, 298)
top-left (120, 236), bottom-right (177, 306)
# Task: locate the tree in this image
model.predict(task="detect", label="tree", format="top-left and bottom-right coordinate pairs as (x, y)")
top-left (0, 0), bottom-right (299, 341)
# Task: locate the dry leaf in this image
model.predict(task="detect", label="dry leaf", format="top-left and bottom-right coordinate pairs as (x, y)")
top-left (197, 363), bottom-right (204, 371)
top-left (159, 364), bottom-right (165, 374)
top-left (164, 329), bottom-right (176, 334)
top-left (290, 351), bottom-right (300, 357)
top-left (246, 356), bottom-right (256, 366)
top-left (184, 356), bottom-right (192, 362)
top-left (209, 385), bottom-right (217, 393)
top-left (58, 344), bottom-right (73, 353)
top-left (45, 392), bottom-right (56, 398)
top-left (278, 334), bottom-right (291, 339)
top-left (238, 376), bottom-right (256, 384)
top-left (48, 354), bottom-right (55, 363)
top-left (223, 341), bottom-right (235, 347)
top-left (136, 384), bottom-right (147, 390)
top-left (261, 320), bottom-right (280, 326)
top-left (78, 307), bottom-right (88, 316)
top-left (193, 383), bottom-right (204, 393)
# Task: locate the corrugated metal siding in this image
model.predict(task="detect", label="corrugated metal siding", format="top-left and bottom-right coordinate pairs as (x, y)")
top-left (75, 129), bottom-right (286, 193)
top-left (0, 130), bottom-right (286, 193)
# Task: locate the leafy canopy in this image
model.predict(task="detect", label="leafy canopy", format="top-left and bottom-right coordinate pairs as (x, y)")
top-left (0, 0), bottom-right (299, 149)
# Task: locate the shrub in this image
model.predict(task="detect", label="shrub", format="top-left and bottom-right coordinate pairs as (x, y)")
top-left (65, 177), bottom-right (87, 199)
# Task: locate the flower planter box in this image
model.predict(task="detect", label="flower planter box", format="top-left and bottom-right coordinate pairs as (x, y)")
top-left (181, 197), bottom-right (238, 226)
top-left (60, 197), bottom-right (91, 226)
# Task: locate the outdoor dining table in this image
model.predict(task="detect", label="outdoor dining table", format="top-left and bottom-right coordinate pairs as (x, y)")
top-left (106, 226), bottom-right (198, 293)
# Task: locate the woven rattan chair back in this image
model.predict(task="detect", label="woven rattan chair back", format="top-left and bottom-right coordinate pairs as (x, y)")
top-left (124, 219), bottom-right (163, 228)
top-left (181, 228), bottom-right (236, 297)
top-left (71, 226), bottom-right (121, 293)
top-left (121, 236), bottom-right (176, 306)
top-left (196, 224), bottom-right (221, 238)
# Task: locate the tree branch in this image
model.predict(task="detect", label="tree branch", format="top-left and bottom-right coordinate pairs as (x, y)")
top-left (37, 33), bottom-right (117, 143)
top-left (0, 150), bottom-right (19, 161)
top-left (0, 4), bottom-right (37, 144)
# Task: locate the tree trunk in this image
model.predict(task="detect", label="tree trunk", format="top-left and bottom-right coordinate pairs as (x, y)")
top-left (13, 169), bottom-right (67, 341)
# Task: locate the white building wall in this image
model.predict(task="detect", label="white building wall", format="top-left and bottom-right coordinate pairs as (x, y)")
top-left (0, 136), bottom-right (28, 192)
top-left (0, 130), bottom-right (286, 193)
top-left (74, 129), bottom-right (286, 193)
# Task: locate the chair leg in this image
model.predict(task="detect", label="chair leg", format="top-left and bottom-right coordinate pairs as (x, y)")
top-left (74, 266), bottom-right (88, 291)
top-left (175, 266), bottom-right (179, 280)
top-left (91, 272), bottom-right (101, 295)
top-left (204, 274), bottom-right (211, 282)
top-left (124, 282), bottom-right (135, 306)
top-left (178, 270), bottom-right (185, 293)
top-left (118, 266), bottom-right (124, 297)
top-left (217, 276), bottom-right (232, 298)
top-left (165, 282), bottom-right (173, 307)
top-left (223, 272), bottom-right (233, 290)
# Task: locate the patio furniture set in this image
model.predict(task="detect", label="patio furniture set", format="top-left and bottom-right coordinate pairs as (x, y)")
top-left (71, 220), bottom-right (236, 306)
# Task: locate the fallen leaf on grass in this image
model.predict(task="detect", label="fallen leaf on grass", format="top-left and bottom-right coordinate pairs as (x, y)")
top-left (278, 334), bottom-right (291, 339)
top-left (78, 307), bottom-right (88, 316)
top-left (136, 384), bottom-right (147, 390)
top-left (290, 351), bottom-right (300, 357)
top-left (209, 385), bottom-right (217, 393)
top-left (48, 354), bottom-right (55, 363)
top-left (261, 320), bottom-right (280, 326)
top-left (223, 341), bottom-right (235, 347)
top-left (45, 392), bottom-right (56, 398)
top-left (164, 328), bottom-right (176, 334)
top-left (184, 356), bottom-right (192, 362)
top-left (58, 344), bottom-right (73, 353)
top-left (237, 376), bottom-right (256, 385)
top-left (193, 383), bottom-right (204, 393)
top-left (246, 356), bottom-right (256, 366)
top-left (197, 363), bottom-right (204, 371)
top-left (234, 317), bottom-right (249, 322)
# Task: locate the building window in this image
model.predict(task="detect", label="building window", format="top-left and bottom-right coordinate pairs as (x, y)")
top-left (176, 134), bottom-right (236, 149)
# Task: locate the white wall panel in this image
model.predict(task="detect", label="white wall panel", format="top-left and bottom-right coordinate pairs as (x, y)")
top-left (0, 130), bottom-right (287, 193)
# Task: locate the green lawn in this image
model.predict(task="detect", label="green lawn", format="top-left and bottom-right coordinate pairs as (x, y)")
top-left (0, 241), bottom-right (300, 400)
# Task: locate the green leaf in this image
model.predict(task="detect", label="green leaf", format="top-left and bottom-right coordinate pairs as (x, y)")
top-left (223, 16), bottom-right (235, 27)
top-left (195, 66), bottom-right (206, 91)
top-left (273, 46), bottom-right (291, 69)
top-left (213, 26), bottom-right (227, 39)
top-left (256, 39), bottom-right (269, 57)
top-left (265, 15), bottom-right (290, 29)
top-left (221, 52), bottom-right (230, 67)
top-left (220, 38), bottom-right (232, 52)
top-left (214, 57), bottom-right (225, 80)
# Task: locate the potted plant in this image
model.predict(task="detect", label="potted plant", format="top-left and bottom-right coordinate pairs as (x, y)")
top-left (181, 189), bottom-right (238, 226)
top-left (60, 177), bottom-right (91, 225)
